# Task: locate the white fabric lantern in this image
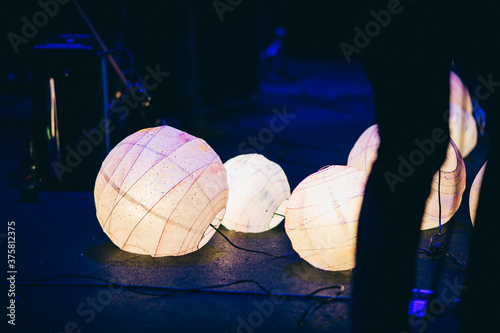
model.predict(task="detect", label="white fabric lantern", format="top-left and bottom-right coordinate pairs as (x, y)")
top-left (221, 154), bottom-right (290, 233)
top-left (285, 165), bottom-right (368, 271)
top-left (348, 125), bottom-right (466, 230)
top-left (450, 71), bottom-right (473, 114)
top-left (347, 124), bottom-right (379, 175)
top-left (449, 103), bottom-right (477, 158)
top-left (421, 139), bottom-right (466, 230)
top-left (94, 126), bottom-right (228, 257)
top-left (469, 162), bottom-right (487, 226)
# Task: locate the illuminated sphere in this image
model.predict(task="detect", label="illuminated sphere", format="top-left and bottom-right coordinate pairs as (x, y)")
top-left (469, 162), bottom-right (487, 226)
top-left (94, 126), bottom-right (228, 257)
top-left (421, 139), bottom-right (466, 230)
top-left (221, 154), bottom-right (290, 233)
top-left (285, 165), bottom-right (368, 271)
top-left (449, 71), bottom-right (473, 114)
top-left (347, 124), bottom-right (379, 175)
top-left (449, 103), bottom-right (477, 158)
top-left (348, 125), bottom-right (466, 230)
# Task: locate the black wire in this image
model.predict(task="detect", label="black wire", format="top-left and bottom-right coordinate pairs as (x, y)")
top-left (9, 274), bottom-right (348, 304)
top-left (298, 285), bottom-right (345, 327)
top-left (209, 224), bottom-right (295, 258)
top-left (438, 169), bottom-right (442, 234)
top-left (418, 231), bottom-right (469, 270)
top-left (13, 274), bottom-right (277, 298)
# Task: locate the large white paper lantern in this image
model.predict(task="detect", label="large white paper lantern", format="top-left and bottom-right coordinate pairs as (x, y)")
top-left (348, 125), bottom-right (466, 230)
top-left (450, 71), bottom-right (473, 114)
top-left (449, 103), bottom-right (477, 158)
top-left (285, 165), bottom-right (368, 271)
top-left (221, 154), bottom-right (290, 233)
top-left (347, 124), bottom-right (379, 175)
top-left (469, 162), bottom-right (487, 226)
top-left (94, 126), bottom-right (228, 257)
top-left (421, 139), bottom-right (466, 230)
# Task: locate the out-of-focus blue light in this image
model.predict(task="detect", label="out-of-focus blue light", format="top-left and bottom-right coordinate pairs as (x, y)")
top-left (275, 27), bottom-right (286, 37)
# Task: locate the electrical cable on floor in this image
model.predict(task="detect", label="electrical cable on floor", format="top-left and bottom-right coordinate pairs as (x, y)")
top-left (5, 274), bottom-right (349, 304)
top-left (209, 224), bottom-right (296, 258)
top-left (298, 285), bottom-right (345, 327)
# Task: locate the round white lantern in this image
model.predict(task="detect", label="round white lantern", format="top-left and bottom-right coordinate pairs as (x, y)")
top-left (421, 139), bottom-right (466, 230)
top-left (285, 165), bottom-right (368, 271)
top-left (450, 71), bottom-right (473, 114)
top-left (449, 103), bottom-right (477, 158)
top-left (348, 125), bottom-right (466, 230)
top-left (469, 162), bottom-right (487, 226)
top-left (347, 124), bottom-right (379, 175)
top-left (221, 154), bottom-right (290, 233)
top-left (94, 126), bottom-right (228, 257)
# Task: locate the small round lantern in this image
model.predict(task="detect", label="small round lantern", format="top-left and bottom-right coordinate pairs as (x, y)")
top-left (449, 71), bottom-right (473, 114)
top-left (285, 165), bottom-right (368, 271)
top-left (347, 124), bottom-right (379, 175)
top-left (94, 126), bottom-right (228, 257)
top-left (221, 154), bottom-right (290, 233)
top-left (449, 103), bottom-right (477, 158)
top-left (348, 125), bottom-right (466, 230)
top-left (469, 162), bottom-right (487, 226)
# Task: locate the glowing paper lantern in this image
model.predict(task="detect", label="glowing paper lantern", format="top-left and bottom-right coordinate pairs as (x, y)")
top-left (285, 165), bottom-right (368, 271)
top-left (347, 124), bottom-right (379, 175)
top-left (348, 125), bottom-right (466, 230)
top-left (449, 71), bottom-right (473, 114)
top-left (94, 126), bottom-right (228, 257)
top-left (469, 162), bottom-right (487, 226)
top-left (421, 139), bottom-right (466, 230)
top-left (221, 154), bottom-right (290, 233)
top-left (449, 103), bottom-right (477, 158)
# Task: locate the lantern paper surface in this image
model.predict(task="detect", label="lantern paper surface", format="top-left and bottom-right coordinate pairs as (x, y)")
top-left (450, 71), bottom-right (473, 114)
top-left (421, 139), bottom-right (466, 230)
top-left (449, 103), bottom-right (477, 158)
top-left (285, 165), bottom-right (368, 271)
top-left (94, 126), bottom-right (228, 257)
top-left (348, 125), bottom-right (466, 230)
top-left (221, 154), bottom-right (290, 233)
top-left (347, 124), bottom-right (379, 175)
top-left (469, 162), bottom-right (487, 226)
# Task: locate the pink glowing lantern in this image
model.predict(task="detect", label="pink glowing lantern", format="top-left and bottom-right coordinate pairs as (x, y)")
top-left (449, 71), bottom-right (473, 114)
top-left (448, 103), bottom-right (477, 158)
top-left (94, 126), bottom-right (228, 257)
top-left (285, 165), bottom-right (368, 271)
top-left (469, 162), bottom-right (487, 226)
top-left (348, 125), bottom-right (466, 230)
top-left (347, 124), bottom-right (379, 175)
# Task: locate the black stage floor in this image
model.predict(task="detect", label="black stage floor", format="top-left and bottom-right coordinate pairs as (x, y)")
top-left (0, 59), bottom-right (487, 333)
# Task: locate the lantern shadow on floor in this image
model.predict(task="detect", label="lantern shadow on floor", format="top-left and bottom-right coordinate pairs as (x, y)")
top-left (283, 261), bottom-right (353, 285)
top-left (85, 242), bottom-right (226, 268)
